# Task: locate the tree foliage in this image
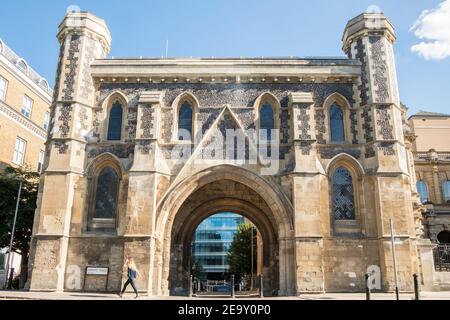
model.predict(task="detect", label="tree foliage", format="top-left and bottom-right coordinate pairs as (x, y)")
top-left (0, 166), bottom-right (39, 262)
top-left (228, 223), bottom-right (257, 279)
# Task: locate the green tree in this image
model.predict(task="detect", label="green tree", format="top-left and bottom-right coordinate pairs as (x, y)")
top-left (190, 256), bottom-right (204, 280)
top-left (0, 166), bottom-right (39, 288)
top-left (228, 223), bottom-right (257, 283)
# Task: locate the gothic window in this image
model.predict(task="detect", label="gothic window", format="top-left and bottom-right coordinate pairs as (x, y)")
top-left (330, 104), bottom-right (345, 143)
top-left (178, 102), bottom-right (193, 140)
top-left (93, 167), bottom-right (119, 219)
top-left (443, 181), bottom-right (450, 203)
top-left (259, 102), bottom-right (275, 140)
top-left (416, 180), bottom-right (429, 204)
top-left (437, 231), bottom-right (450, 244)
top-left (107, 101), bottom-right (123, 141)
top-left (332, 167), bottom-right (356, 220)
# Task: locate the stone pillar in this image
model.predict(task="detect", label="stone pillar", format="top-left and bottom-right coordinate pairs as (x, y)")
top-left (27, 12), bottom-right (111, 291)
top-left (289, 92), bottom-right (325, 293)
top-left (343, 13), bottom-right (418, 292)
top-left (122, 92), bottom-right (170, 294)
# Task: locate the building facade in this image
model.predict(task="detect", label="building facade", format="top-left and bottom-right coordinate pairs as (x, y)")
top-left (0, 39), bottom-right (52, 172)
top-left (409, 112), bottom-right (450, 244)
top-left (192, 213), bottom-right (245, 280)
top-left (0, 39), bottom-right (52, 286)
top-left (26, 11), bottom-right (442, 295)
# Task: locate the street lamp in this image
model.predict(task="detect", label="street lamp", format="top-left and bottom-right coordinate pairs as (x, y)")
top-left (3, 180), bottom-right (23, 290)
top-left (390, 218), bottom-right (400, 300)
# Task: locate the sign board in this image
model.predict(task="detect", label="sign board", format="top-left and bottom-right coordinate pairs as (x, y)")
top-left (86, 267), bottom-right (109, 276)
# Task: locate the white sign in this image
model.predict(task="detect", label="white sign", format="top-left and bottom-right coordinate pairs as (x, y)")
top-left (86, 267), bottom-right (108, 276)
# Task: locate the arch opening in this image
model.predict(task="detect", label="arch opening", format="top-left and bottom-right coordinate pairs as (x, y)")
top-left (164, 172), bottom-right (288, 297)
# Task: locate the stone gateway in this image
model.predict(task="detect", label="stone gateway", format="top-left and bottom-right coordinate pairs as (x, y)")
top-left (26, 11), bottom-right (438, 295)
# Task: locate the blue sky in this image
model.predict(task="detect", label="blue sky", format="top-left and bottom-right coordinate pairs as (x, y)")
top-left (1, 0), bottom-right (449, 115)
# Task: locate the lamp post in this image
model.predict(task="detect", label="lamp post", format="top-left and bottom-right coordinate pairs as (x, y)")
top-left (390, 218), bottom-right (400, 300)
top-left (3, 180), bottom-right (22, 290)
top-left (250, 225), bottom-right (254, 291)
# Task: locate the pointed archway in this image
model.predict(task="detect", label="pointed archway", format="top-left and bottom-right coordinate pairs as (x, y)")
top-left (152, 165), bottom-right (295, 297)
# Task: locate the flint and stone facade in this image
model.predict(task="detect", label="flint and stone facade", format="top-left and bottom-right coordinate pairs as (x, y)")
top-left (26, 11), bottom-right (441, 295)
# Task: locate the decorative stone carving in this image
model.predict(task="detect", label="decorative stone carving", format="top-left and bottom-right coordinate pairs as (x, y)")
top-left (294, 104), bottom-right (312, 140)
top-left (365, 145), bottom-right (376, 158)
top-left (355, 39), bottom-right (369, 107)
top-left (376, 105), bottom-right (394, 140)
top-left (314, 109), bottom-right (326, 144)
top-left (54, 141), bottom-right (68, 154)
top-left (140, 107), bottom-right (154, 139)
top-left (350, 110), bottom-right (358, 144)
top-left (62, 35), bottom-right (81, 101)
top-left (361, 106), bottom-right (373, 143)
top-left (58, 103), bottom-right (72, 138)
top-left (369, 36), bottom-right (390, 103)
top-left (378, 142), bottom-right (395, 156)
top-left (137, 141), bottom-right (152, 155)
top-left (320, 147), bottom-right (360, 160)
top-left (87, 144), bottom-right (134, 159)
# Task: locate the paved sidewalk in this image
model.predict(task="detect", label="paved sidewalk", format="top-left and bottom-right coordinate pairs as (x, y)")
top-left (1, 290), bottom-right (450, 300)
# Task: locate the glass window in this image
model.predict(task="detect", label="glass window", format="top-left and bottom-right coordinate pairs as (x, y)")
top-left (332, 167), bottom-right (356, 220)
top-left (178, 102), bottom-right (193, 140)
top-left (417, 180), bottom-right (429, 203)
top-left (37, 150), bottom-right (45, 174)
top-left (44, 112), bottom-right (50, 131)
top-left (93, 167), bottom-right (119, 219)
top-left (17, 60), bottom-right (28, 73)
top-left (107, 101), bottom-right (123, 141)
top-left (443, 181), bottom-right (450, 203)
top-left (259, 102), bottom-right (274, 140)
top-left (21, 95), bottom-right (33, 118)
top-left (330, 104), bottom-right (345, 143)
top-left (12, 137), bottom-right (26, 166)
top-left (0, 76), bottom-right (7, 101)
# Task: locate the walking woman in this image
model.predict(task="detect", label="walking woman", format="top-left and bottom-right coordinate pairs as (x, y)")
top-left (120, 257), bottom-right (140, 298)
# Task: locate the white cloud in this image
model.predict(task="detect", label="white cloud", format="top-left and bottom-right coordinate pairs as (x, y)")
top-left (410, 0), bottom-right (450, 60)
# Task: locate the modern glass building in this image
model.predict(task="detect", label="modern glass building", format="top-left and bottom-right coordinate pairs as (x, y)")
top-left (192, 212), bottom-right (245, 280)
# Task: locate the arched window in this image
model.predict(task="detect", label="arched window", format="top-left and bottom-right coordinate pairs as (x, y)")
top-left (443, 181), bottom-right (450, 203)
top-left (416, 180), bottom-right (429, 204)
top-left (93, 167), bottom-right (119, 219)
top-left (107, 101), bottom-right (123, 141)
top-left (259, 102), bottom-right (275, 140)
top-left (332, 167), bottom-right (356, 220)
top-left (437, 231), bottom-right (450, 244)
top-left (17, 59), bottom-right (28, 74)
top-left (178, 102), bottom-right (193, 140)
top-left (330, 104), bottom-right (345, 143)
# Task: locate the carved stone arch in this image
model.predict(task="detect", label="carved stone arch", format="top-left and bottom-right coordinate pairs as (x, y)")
top-left (323, 92), bottom-right (353, 144)
top-left (154, 164), bottom-right (295, 296)
top-left (326, 153), bottom-right (365, 179)
top-left (254, 92), bottom-right (281, 130)
top-left (326, 153), bottom-right (364, 234)
top-left (85, 152), bottom-right (124, 178)
top-left (84, 152), bottom-right (124, 233)
top-left (171, 92), bottom-right (199, 142)
top-left (101, 91), bottom-right (129, 142)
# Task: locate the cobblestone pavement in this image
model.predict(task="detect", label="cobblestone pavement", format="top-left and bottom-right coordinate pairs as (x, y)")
top-left (1, 290), bottom-right (450, 300)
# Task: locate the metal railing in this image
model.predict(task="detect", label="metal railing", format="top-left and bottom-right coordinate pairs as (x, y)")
top-left (433, 244), bottom-right (450, 272)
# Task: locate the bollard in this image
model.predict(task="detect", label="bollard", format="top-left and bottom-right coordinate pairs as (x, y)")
top-left (7, 268), bottom-right (15, 290)
top-left (365, 273), bottom-right (371, 300)
top-left (188, 275), bottom-right (193, 297)
top-left (231, 275), bottom-right (235, 298)
top-left (259, 275), bottom-right (264, 298)
top-left (413, 273), bottom-right (420, 301)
